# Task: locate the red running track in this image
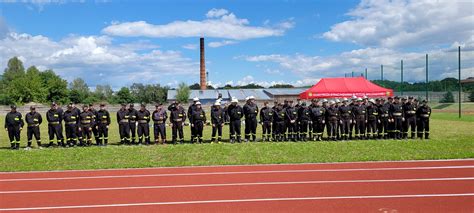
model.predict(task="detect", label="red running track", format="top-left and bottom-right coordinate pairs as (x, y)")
top-left (0, 159), bottom-right (473, 212)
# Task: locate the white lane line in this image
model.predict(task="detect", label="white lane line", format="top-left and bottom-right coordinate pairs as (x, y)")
top-left (1, 158), bottom-right (472, 174)
top-left (1, 193), bottom-right (473, 211)
top-left (1, 177), bottom-right (473, 194)
top-left (1, 165), bottom-right (473, 182)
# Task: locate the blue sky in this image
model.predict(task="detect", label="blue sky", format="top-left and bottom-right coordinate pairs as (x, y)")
top-left (0, 0), bottom-right (473, 89)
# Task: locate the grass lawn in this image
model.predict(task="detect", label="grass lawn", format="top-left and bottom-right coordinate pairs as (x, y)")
top-left (1, 112), bottom-right (473, 172)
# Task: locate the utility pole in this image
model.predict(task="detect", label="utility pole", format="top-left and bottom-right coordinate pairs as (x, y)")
top-left (401, 60), bottom-right (404, 96)
top-left (425, 54), bottom-right (429, 101)
top-left (458, 46), bottom-right (462, 118)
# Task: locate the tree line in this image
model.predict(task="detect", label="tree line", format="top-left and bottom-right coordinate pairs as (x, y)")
top-left (0, 57), bottom-right (169, 105)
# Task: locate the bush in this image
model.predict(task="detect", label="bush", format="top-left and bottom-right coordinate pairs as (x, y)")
top-left (469, 91), bottom-right (474, 102)
top-left (176, 82), bottom-right (190, 103)
top-left (440, 91), bottom-right (455, 103)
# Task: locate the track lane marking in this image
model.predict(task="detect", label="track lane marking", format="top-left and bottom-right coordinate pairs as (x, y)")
top-left (1, 158), bottom-right (472, 174)
top-left (1, 193), bottom-right (473, 211)
top-left (1, 165), bottom-right (473, 182)
top-left (1, 177), bottom-right (473, 194)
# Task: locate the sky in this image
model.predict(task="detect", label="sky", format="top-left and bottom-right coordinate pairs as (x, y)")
top-left (0, 0), bottom-right (473, 90)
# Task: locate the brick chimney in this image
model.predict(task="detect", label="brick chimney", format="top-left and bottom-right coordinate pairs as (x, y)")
top-left (200, 37), bottom-right (206, 90)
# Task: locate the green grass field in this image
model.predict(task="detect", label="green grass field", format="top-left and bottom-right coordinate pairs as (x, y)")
top-left (1, 112), bottom-right (473, 172)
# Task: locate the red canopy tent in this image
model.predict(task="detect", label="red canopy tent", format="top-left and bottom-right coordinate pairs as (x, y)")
top-left (299, 77), bottom-right (393, 99)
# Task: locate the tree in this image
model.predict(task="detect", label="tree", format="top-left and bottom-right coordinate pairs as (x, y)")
top-left (189, 83), bottom-right (201, 90)
top-left (3, 57), bottom-right (25, 83)
top-left (270, 84), bottom-right (294, 88)
top-left (69, 78), bottom-right (90, 103)
top-left (240, 83), bottom-right (264, 89)
top-left (440, 91), bottom-right (455, 103)
top-left (175, 82), bottom-right (190, 103)
top-left (114, 87), bottom-right (134, 104)
top-left (94, 84), bottom-right (114, 101)
top-left (40, 70), bottom-right (69, 104)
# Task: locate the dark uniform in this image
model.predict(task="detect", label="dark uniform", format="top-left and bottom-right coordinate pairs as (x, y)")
top-left (25, 110), bottom-right (42, 148)
top-left (188, 103), bottom-right (198, 143)
top-left (298, 104), bottom-right (311, 141)
top-left (169, 104), bottom-right (186, 144)
top-left (117, 106), bottom-right (131, 145)
top-left (326, 104), bottom-right (339, 141)
top-left (79, 109), bottom-right (95, 146)
top-left (63, 108), bottom-right (79, 146)
top-left (128, 105), bottom-right (138, 143)
top-left (285, 104), bottom-right (298, 141)
top-left (366, 104), bottom-right (378, 139)
top-left (389, 99), bottom-right (404, 139)
top-left (243, 102), bottom-right (258, 142)
top-left (228, 103), bottom-right (243, 143)
top-left (96, 107), bottom-right (111, 145)
top-left (5, 108), bottom-right (24, 149)
top-left (377, 100), bottom-right (390, 139)
top-left (136, 107), bottom-right (151, 145)
top-left (273, 106), bottom-right (286, 142)
top-left (72, 106), bottom-right (82, 142)
top-left (46, 107), bottom-right (64, 146)
top-left (416, 101), bottom-right (431, 139)
top-left (294, 102), bottom-right (302, 140)
top-left (89, 106), bottom-right (100, 144)
top-left (271, 103), bottom-right (278, 140)
top-left (353, 103), bottom-right (367, 140)
top-left (338, 104), bottom-right (352, 140)
top-left (152, 107), bottom-right (168, 144)
top-left (259, 105), bottom-right (273, 142)
top-left (190, 107), bottom-right (206, 143)
top-left (211, 105), bottom-right (225, 142)
top-left (310, 103), bottom-right (326, 141)
top-left (403, 101), bottom-right (417, 139)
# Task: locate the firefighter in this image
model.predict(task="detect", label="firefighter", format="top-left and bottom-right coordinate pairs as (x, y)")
top-left (128, 103), bottom-right (138, 144)
top-left (338, 98), bottom-right (352, 141)
top-left (334, 99), bottom-right (342, 140)
top-left (136, 104), bottom-right (151, 145)
top-left (5, 105), bottom-right (23, 150)
top-left (46, 102), bottom-right (64, 147)
top-left (366, 99), bottom-right (379, 139)
top-left (25, 106), bottom-right (42, 149)
top-left (117, 104), bottom-right (130, 145)
top-left (386, 97), bottom-right (395, 138)
top-left (376, 98), bottom-right (389, 139)
top-left (389, 96), bottom-right (404, 140)
top-left (188, 97), bottom-right (199, 143)
top-left (260, 101), bottom-right (273, 142)
top-left (169, 102), bottom-right (186, 144)
top-left (243, 96), bottom-right (258, 142)
top-left (96, 103), bottom-right (111, 146)
top-left (152, 103), bottom-right (168, 145)
top-left (63, 104), bottom-right (79, 147)
top-left (211, 101), bottom-right (225, 143)
top-left (271, 101), bottom-right (278, 141)
top-left (89, 104), bottom-right (100, 145)
top-left (294, 99), bottom-right (302, 140)
top-left (72, 103), bottom-right (81, 143)
top-left (348, 96), bottom-right (357, 139)
top-left (310, 99), bottom-right (325, 141)
top-left (417, 100), bottom-right (431, 139)
top-left (298, 102), bottom-right (311, 141)
top-left (79, 105), bottom-right (94, 146)
top-left (403, 96), bottom-right (417, 139)
top-left (286, 100), bottom-right (298, 141)
top-left (273, 103), bottom-right (286, 142)
top-left (326, 100), bottom-right (339, 141)
top-left (353, 98), bottom-right (367, 140)
top-left (190, 102), bottom-right (206, 143)
top-left (228, 98), bottom-right (243, 143)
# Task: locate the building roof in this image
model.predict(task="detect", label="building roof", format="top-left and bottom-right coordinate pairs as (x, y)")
top-left (264, 88), bottom-right (306, 96)
top-left (167, 88), bottom-right (305, 101)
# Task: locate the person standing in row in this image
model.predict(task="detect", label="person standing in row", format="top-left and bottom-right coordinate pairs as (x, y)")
top-left (152, 103), bottom-right (167, 145)
top-left (117, 104), bottom-right (130, 145)
top-left (310, 99), bottom-right (325, 141)
top-left (89, 104), bottom-right (99, 145)
top-left (188, 97), bottom-right (199, 143)
top-left (169, 102), bottom-right (186, 144)
top-left (273, 103), bottom-right (286, 142)
top-left (326, 101), bottom-right (339, 141)
top-left (47, 102), bottom-right (64, 147)
top-left (25, 106), bottom-right (42, 149)
top-left (96, 104), bottom-right (111, 146)
top-left (416, 100), bottom-right (431, 139)
top-left (285, 100), bottom-right (298, 142)
top-left (403, 96), bottom-right (417, 139)
top-left (228, 98), bottom-right (243, 143)
top-left (79, 105), bottom-right (95, 146)
top-left (211, 102), bottom-right (225, 143)
top-left (136, 104), bottom-right (151, 145)
top-left (353, 98), bottom-right (367, 140)
top-left (298, 102), bottom-right (311, 141)
top-left (377, 98), bottom-right (390, 139)
top-left (190, 102), bottom-right (206, 144)
top-left (5, 105), bottom-right (23, 150)
top-left (128, 104), bottom-right (138, 144)
top-left (389, 96), bottom-right (404, 140)
top-left (63, 104), bottom-right (79, 147)
top-left (271, 101), bottom-right (278, 140)
top-left (260, 101), bottom-right (273, 142)
top-left (366, 99), bottom-right (378, 139)
top-left (338, 98), bottom-right (352, 141)
top-left (243, 96), bottom-right (258, 142)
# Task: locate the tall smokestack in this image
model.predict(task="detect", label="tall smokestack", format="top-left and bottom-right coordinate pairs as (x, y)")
top-left (200, 37), bottom-right (206, 90)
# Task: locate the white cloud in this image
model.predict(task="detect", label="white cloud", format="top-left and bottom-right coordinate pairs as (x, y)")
top-left (323, 0), bottom-right (474, 48)
top-left (208, 40), bottom-right (237, 48)
top-left (102, 8), bottom-right (294, 40)
top-left (243, 37), bottom-right (474, 82)
top-left (0, 32), bottom-right (198, 87)
top-left (182, 44), bottom-right (198, 50)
